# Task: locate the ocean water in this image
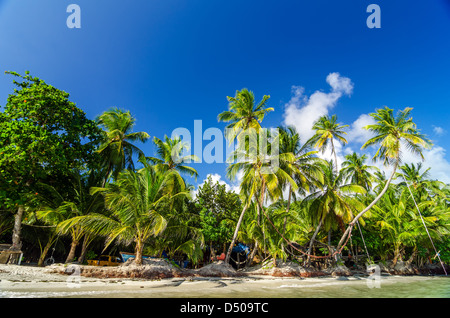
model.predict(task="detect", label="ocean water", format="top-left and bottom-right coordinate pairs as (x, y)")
top-left (1, 275), bottom-right (448, 298)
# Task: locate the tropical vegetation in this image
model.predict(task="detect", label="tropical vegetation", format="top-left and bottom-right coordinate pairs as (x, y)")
top-left (1, 73), bottom-right (448, 272)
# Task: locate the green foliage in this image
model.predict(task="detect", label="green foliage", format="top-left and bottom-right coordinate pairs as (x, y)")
top-left (196, 175), bottom-right (241, 245)
top-left (0, 71), bottom-right (101, 208)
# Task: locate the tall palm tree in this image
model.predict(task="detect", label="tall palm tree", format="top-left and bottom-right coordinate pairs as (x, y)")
top-left (218, 88), bottom-right (273, 142)
top-left (96, 108), bottom-right (150, 186)
top-left (225, 129), bottom-right (298, 264)
top-left (337, 106), bottom-right (432, 251)
top-left (303, 160), bottom-right (366, 265)
top-left (307, 115), bottom-right (349, 173)
top-left (61, 166), bottom-right (189, 265)
top-left (143, 135), bottom-right (199, 180)
top-left (278, 126), bottom-right (324, 232)
top-left (218, 90), bottom-right (274, 263)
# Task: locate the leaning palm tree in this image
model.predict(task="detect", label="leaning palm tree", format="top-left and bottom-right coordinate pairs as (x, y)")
top-left (307, 115), bottom-right (349, 173)
top-left (96, 108), bottom-right (150, 186)
top-left (61, 167), bottom-right (189, 265)
top-left (143, 135), bottom-right (199, 180)
top-left (336, 106), bottom-right (432, 251)
top-left (303, 160), bottom-right (366, 265)
top-left (218, 88), bottom-right (273, 142)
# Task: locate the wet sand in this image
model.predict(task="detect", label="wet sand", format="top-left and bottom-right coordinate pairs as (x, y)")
top-left (1, 264), bottom-right (448, 298)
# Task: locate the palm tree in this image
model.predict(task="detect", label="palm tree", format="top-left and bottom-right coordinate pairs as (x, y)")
top-left (143, 135), bottom-right (199, 179)
top-left (224, 129), bottom-right (298, 264)
top-left (218, 88), bottom-right (273, 142)
top-left (36, 171), bottom-right (105, 263)
top-left (337, 106), bottom-right (432, 251)
top-left (307, 115), bottom-right (349, 173)
top-left (96, 108), bottom-right (150, 186)
top-left (341, 152), bottom-right (378, 191)
top-left (278, 126), bottom-right (324, 233)
top-left (303, 160), bottom-right (366, 265)
top-left (218, 90), bottom-right (275, 263)
top-left (61, 166), bottom-right (189, 265)
top-left (371, 185), bottom-right (449, 266)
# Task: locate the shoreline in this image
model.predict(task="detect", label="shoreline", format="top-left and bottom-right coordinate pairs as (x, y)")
top-left (1, 260), bottom-right (448, 299)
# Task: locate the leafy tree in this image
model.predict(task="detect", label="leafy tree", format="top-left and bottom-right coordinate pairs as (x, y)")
top-left (196, 175), bottom-right (241, 256)
top-left (0, 71), bottom-right (101, 250)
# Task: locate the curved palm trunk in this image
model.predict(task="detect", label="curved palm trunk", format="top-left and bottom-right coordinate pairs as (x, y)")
top-left (78, 234), bottom-right (93, 264)
top-left (337, 161), bottom-right (399, 251)
top-left (245, 241), bottom-right (258, 268)
top-left (37, 233), bottom-right (57, 267)
top-left (306, 218), bottom-right (323, 266)
top-left (225, 203), bottom-right (249, 264)
top-left (65, 239), bottom-right (79, 263)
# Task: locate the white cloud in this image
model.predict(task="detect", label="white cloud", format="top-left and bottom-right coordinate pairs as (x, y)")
top-left (283, 72), bottom-right (354, 143)
top-left (283, 72), bottom-right (354, 170)
top-left (191, 172), bottom-right (241, 199)
top-left (433, 126), bottom-right (445, 136)
top-left (347, 113), bottom-right (376, 145)
top-left (399, 143), bottom-right (450, 184)
top-left (358, 140), bottom-right (450, 184)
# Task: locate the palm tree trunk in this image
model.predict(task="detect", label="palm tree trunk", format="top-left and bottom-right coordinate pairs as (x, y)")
top-left (78, 234), bottom-right (91, 264)
top-left (245, 241), bottom-right (258, 268)
top-left (210, 241), bottom-right (216, 261)
top-left (102, 162), bottom-right (112, 187)
top-left (283, 185), bottom-right (292, 235)
top-left (135, 239), bottom-right (144, 266)
top-left (11, 205), bottom-right (25, 251)
top-left (392, 244), bottom-right (401, 266)
top-left (37, 233), bottom-right (56, 267)
top-left (331, 138), bottom-right (338, 174)
top-left (225, 203), bottom-right (249, 264)
top-left (406, 247), bottom-right (417, 266)
top-left (306, 218), bottom-right (323, 266)
top-left (337, 160), bottom-right (399, 251)
top-left (65, 239), bottom-right (79, 263)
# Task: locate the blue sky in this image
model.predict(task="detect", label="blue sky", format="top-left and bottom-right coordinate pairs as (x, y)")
top-left (1, 0), bottom-right (450, 188)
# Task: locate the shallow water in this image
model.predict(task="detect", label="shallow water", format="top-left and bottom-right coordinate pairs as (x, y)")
top-left (1, 275), bottom-right (448, 298)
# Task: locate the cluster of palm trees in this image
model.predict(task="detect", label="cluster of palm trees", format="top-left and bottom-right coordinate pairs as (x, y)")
top-left (218, 89), bottom-right (448, 268)
top-left (13, 89), bottom-right (450, 269)
top-left (28, 108), bottom-right (204, 266)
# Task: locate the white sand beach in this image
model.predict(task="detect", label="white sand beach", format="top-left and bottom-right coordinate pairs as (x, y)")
top-left (1, 263), bottom-right (448, 298)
